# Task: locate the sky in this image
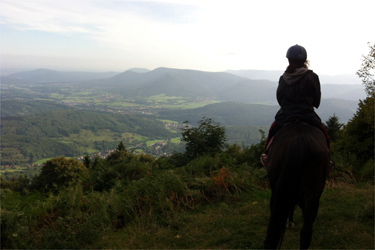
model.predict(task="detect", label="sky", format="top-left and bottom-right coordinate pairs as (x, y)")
top-left (1, 0), bottom-right (374, 75)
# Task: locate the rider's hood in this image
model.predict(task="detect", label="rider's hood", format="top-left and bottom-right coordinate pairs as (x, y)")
top-left (282, 67), bottom-right (309, 85)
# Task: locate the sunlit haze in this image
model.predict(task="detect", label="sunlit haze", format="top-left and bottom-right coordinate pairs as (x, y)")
top-left (1, 0), bottom-right (374, 75)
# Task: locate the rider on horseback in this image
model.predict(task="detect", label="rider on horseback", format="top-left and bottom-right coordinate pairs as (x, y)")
top-left (261, 44), bottom-right (332, 168)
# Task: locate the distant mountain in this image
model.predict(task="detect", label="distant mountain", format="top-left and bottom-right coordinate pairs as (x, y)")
top-left (156, 100), bottom-right (358, 126)
top-left (96, 67), bottom-right (252, 99)
top-left (226, 69), bottom-right (284, 82)
top-left (2, 66), bottom-right (365, 106)
top-left (96, 67), bottom-right (365, 102)
top-left (127, 68), bottom-right (150, 73)
top-left (1, 68), bottom-right (119, 84)
top-left (321, 84), bottom-right (365, 101)
top-left (219, 79), bottom-right (277, 104)
top-left (157, 102), bottom-right (278, 126)
top-left (319, 98), bottom-right (359, 122)
top-left (227, 69), bottom-right (362, 85)
top-left (319, 74), bottom-right (362, 85)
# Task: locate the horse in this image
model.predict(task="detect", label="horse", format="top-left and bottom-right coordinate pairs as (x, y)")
top-left (263, 120), bottom-right (330, 249)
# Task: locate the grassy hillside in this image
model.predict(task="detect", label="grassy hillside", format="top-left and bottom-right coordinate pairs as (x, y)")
top-left (1, 148), bottom-right (373, 249)
top-left (90, 183), bottom-right (373, 249)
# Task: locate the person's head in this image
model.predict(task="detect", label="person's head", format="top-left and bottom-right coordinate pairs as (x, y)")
top-left (285, 44), bottom-right (309, 73)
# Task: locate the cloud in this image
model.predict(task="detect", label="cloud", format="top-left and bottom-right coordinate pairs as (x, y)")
top-left (1, 0), bottom-right (374, 73)
top-left (0, 0), bottom-right (194, 34)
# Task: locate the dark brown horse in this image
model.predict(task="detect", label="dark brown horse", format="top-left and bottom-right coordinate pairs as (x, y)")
top-left (263, 121), bottom-right (330, 249)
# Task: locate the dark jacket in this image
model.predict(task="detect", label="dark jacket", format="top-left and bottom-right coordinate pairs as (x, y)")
top-left (275, 68), bottom-right (321, 126)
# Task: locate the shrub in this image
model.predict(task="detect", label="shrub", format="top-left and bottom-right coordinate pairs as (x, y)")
top-left (184, 155), bottom-right (223, 176)
top-left (91, 154), bottom-right (153, 191)
top-left (31, 157), bottom-right (88, 194)
top-left (181, 118), bottom-right (227, 160)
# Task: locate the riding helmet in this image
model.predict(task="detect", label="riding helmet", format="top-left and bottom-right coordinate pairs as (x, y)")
top-left (286, 44), bottom-right (307, 61)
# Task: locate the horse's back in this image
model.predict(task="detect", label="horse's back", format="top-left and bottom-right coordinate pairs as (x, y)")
top-left (268, 123), bottom-right (329, 191)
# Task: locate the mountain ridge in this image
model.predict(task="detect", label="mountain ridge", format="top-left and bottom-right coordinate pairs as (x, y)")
top-left (2, 68), bottom-right (119, 83)
top-left (2, 67), bottom-right (365, 114)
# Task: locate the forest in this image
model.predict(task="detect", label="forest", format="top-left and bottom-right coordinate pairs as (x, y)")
top-left (1, 108), bottom-right (177, 166)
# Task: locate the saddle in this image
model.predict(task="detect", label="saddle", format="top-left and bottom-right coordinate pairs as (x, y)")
top-left (284, 114), bottom-right (315, 126)
top-left (262, 114), bottom-right (333, 171)
top-left (266, 115), bottom-right (319, 152)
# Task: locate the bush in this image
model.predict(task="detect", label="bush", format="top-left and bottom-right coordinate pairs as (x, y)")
top-left (31, 157), bottom-right (88, 194)
top-left (184, 155), bottom-right (223, 176)
top-left (91, 154), bottom-right (154, 191)
top-left (181, 118), bottom-right (226, 160)
top-left (0, 190), bottom-right (48, 249)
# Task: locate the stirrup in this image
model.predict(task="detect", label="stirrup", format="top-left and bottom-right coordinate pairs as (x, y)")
top-left (260, 154), bottom-right (268, 168)
top-left (329, 160), bottom-right (335, 172)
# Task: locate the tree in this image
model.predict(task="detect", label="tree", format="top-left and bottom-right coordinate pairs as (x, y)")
top-left (336, 97), bottom-right (374, 169)
top-left (83, 154), bottom-right (92, 168)
top-left (181, 117), bottom-right (226, 160)
top-left (106, 141), bottom-right (128, 164)
top-left (32, 157), bottom-right (88, 194)
top-left (357, 42), bottom-right (375, 96)
top-left (117, 141), bottom-right (126, 152)
top-left (325, 114), bottom-right (343, 143)
top-left (335, 43), bottom-right (374, 174)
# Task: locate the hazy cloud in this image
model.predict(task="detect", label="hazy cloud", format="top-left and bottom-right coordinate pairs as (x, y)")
top-left (1, 0), bottom-right (374, 74)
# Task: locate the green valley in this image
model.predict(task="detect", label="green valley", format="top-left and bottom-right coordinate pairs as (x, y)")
top-left (0, 67), bottom-right (365, 168)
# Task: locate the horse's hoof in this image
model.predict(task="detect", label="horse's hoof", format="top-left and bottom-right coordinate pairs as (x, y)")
top-left (286, 222), bottom-right (295, 229)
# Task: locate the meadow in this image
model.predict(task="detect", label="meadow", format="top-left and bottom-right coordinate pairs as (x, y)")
top-left (90, 182), bottom-right (374, 249)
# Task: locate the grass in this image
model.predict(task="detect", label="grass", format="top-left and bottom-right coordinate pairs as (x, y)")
top-left (0, 167), bottom-right (31, 176)
top-left (147, 140), bottom-right (165, 147)
top-left (89, 182), bottom-right (374, 249)
top-left (57, 129), bottom-right (148, 151)
top-left (34, 158), bottom-right (54, 165)
top-left (33, 157), bottom-right (72, 165)
top-left (171, 137), bottom-right (182, 143)
top-left (159, 119), bottom-right (179, 124)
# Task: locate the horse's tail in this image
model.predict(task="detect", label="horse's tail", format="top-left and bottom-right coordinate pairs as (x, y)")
top-left (269, 136), bottom-right (309, 249)
top-left (279, 135), bottom-right (309, 196)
